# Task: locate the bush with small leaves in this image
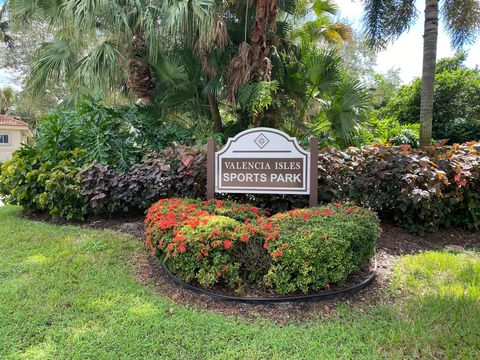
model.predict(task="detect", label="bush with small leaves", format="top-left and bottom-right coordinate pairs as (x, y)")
top-left (145, 198), bottom-right (380, 294)
top-left (263, 204), bottom-right (380, 294)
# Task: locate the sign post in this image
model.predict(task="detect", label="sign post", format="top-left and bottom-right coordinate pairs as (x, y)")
top-left (207, 138), bottom-right (216, 200)
top-left (309, 137), bottom-right (319, 207)
top-left (207, 128), bottom-right (318, 206)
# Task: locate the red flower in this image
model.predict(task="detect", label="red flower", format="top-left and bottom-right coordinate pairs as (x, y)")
top-left (178, 242), bottom-right (187, 253)
top-left (224, 240), bottom-right (232, 249)
top-left (263, 243), bottom-right (269, 249)
top-left (240, 233), bottom-right (250, 242)
top-left (245, 218), bottom-right (251, 224)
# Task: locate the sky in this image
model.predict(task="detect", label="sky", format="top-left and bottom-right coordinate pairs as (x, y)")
top-left (336, 0), bottom-right (480, 83)
top-left (1, 0), bottom-right (480, 88)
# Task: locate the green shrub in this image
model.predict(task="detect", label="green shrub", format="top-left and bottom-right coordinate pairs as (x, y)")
top-left (145, 198), bottom-right (380, 295)
top-left (36, 96), bottom-right (141, 171)
top-left (317, 142), bottom-right (480, 234)
top-left (390, 128), bottom-right (419, 147)
top-left (0, 146), bottom-right (44, 211)
top-left (145, 198), bottom-right (269, 292)
top-left (263, 205), bottom-right (380, 294)
top-left (0, 147), bottom-right (87, 220)
top-left (379, 54), bottom-right (480, 144)
top-left (362, 116), bottom-right (420, 147)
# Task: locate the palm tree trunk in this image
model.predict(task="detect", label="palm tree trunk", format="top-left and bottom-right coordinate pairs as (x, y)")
top-left (207, 93), bottom-right (223, 132)
top-left (251, 0), bottom-right (278, 80)
top-left (126, 33), bottom-right (156, 103)
top-left (419, 0), bottom-right (439, 148)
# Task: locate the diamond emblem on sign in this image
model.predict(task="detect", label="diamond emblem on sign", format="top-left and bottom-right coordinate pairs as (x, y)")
top-left (254, 133), bottom-right (270, 149)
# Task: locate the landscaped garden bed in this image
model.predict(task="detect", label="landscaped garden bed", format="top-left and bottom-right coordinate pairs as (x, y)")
top-left (143, 198), bottom-right (380, 300)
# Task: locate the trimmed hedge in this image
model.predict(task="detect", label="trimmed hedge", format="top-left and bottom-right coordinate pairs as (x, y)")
top-left (145, 198), bottom-right (380, 294)
top-left (264, 205), bottom-right (379, 293)
top-left (0, 145), bottom-right (206, 220)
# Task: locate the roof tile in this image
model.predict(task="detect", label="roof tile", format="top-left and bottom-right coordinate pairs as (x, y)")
top-left (0, 114), bottom-right (30, 127)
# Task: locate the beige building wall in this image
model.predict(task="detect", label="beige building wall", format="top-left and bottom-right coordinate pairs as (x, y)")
top-left (0, 126), bottom-right (31, 162)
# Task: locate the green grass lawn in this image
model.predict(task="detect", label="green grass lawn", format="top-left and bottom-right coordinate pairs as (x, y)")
top-left (0, 206), bottom-right (479, 359)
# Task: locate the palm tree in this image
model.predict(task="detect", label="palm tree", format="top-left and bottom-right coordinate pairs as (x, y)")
top-left (362, 0), bottom-right (480, 147)
top-left (6, 0), bottom-right (217, 103)
top-left (295, 0), bottom-right (353, 46)
top-left (0, 87), bottom-right (15, 114)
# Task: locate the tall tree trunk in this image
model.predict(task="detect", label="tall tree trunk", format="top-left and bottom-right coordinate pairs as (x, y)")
top-left (126, 33), bottom-right (156, 103)
top-left (207, 93), bottom-right (223, 132)
top-left (419, 0), bottom-right (439, 148)
top-left (251, 0), bottom-right (278, 80)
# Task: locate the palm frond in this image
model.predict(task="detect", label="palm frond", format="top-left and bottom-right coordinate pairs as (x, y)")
top-left (312, 0), bottom-right (338, 17)
top-left (74, 41), bottom-right (125, 93)
top-left (442, 0), bottom-right (480, 49)
top-left (202, 73), bottom-right (223, 98)
top-left (305, 49), bottom-right (342, 92)
top-left (162, 0), bottom-right (216, 47)
top-left (150, 55), bottom-right (188, 84)
top-left (362, 0), bottom-right (417, 49)
top-left (27, 40), bottom-right (78, 93)
top-left (277, 0), bottom-right (297, 15)
top-left (236, 80), bottom-right (279, 117)
top-left (315, 77), bottom-right (370, 147)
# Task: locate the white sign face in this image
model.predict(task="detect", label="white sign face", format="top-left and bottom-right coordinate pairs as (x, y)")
top-left (215, 128), bottom-right (310, 194)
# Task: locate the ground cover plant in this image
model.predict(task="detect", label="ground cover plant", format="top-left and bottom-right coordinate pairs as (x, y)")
top-left (144, 198), bottom-right (380, 294)
top-left (0, 206), bottom-right (479, 358)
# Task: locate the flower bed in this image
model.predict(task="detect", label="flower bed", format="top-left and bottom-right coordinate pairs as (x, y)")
top-left (145, 198), bottom-right (381, 295)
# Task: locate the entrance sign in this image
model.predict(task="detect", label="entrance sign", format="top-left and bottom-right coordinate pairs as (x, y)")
top-left (207, 128), bottom-right (319, 206)
top-left (216, 128), bottom-right (309, 194)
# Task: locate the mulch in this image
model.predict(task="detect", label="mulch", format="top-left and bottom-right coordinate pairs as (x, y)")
top-left (20, 211), bottom-right (480, 323)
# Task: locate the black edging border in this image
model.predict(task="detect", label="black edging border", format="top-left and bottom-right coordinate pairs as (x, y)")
top-left (160, 257), bottom-right (377, 304)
